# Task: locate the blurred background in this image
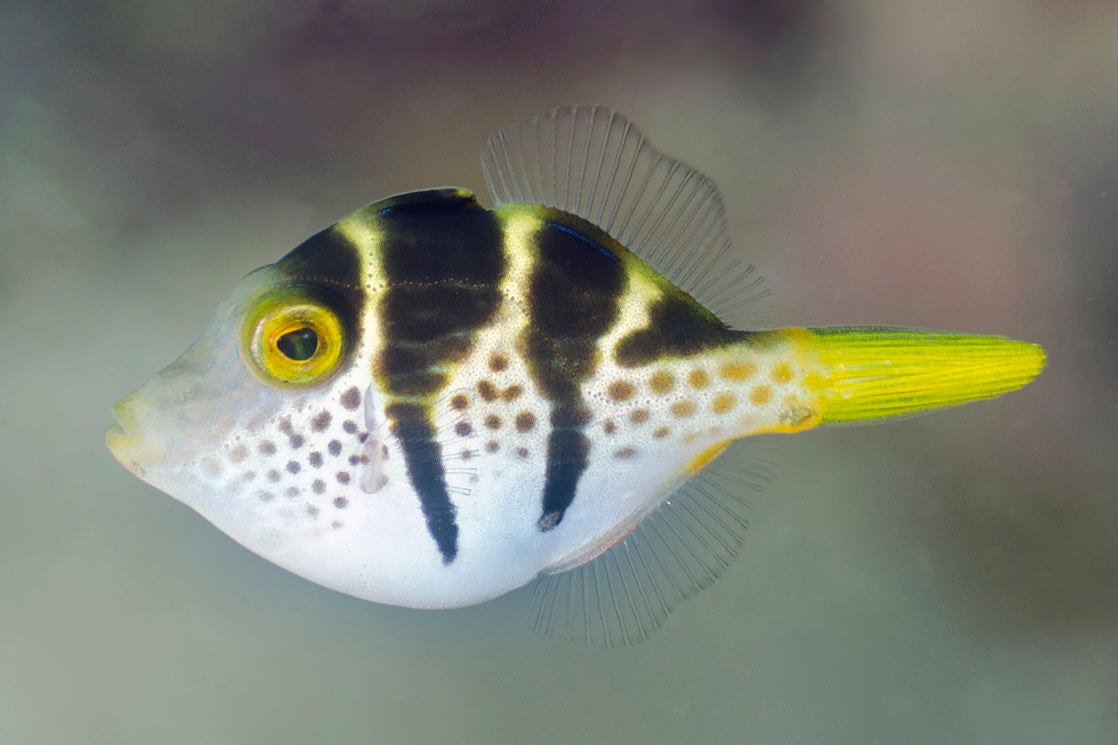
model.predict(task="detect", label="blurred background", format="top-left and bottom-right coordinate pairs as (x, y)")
top-left (2, 1), bottom-right (1115, 743)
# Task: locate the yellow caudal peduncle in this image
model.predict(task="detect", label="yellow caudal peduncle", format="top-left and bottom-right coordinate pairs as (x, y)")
top-left (795, 326), bottom-right (1046, 425)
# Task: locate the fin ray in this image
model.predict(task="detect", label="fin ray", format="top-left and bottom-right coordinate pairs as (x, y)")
top-left (481, 105), bottom-right (768, 325)
top-left (527, 445), bottom-right (774, 646)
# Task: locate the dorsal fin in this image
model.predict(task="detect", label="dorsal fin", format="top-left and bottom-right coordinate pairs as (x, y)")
top-left (481, 105), bottom-right (767, 325)
top-left (527, 445), bottom-right (774, 646)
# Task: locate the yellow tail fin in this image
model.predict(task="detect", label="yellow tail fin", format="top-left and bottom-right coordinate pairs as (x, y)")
top-left (806, 326), bottom-right (1046, 425)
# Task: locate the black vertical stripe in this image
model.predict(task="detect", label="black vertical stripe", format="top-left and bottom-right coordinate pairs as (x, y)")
top-left (374, 189), bottom-right (506, 563)
top-left (273, 224), bottom-right (366, 349)
top-left (522, 211), bottom-right (626, 531)
top-left (614, 288), bottom-right (741, 366)
top-left (385, 402), bottom-right (458, 562)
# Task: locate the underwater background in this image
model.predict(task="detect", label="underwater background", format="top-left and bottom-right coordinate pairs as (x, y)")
top-left (2, 1), bottom-right (1115, 743)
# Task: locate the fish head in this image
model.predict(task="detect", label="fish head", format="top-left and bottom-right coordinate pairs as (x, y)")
top-left (106, 230), bottom-right (384, 567)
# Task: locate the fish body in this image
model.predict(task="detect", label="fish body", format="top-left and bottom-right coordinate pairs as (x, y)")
top-left (108, 107), bottom-right (1045, 642)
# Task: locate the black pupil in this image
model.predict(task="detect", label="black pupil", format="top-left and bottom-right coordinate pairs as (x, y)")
top-left (277, 327), bottom-right (319, 361)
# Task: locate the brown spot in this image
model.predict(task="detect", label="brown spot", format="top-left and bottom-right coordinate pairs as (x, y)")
top-left (771, 363), bottom-right (793, 384)
top-left (278, 418), bottom-right (293, 434)
top-left (613, 447), bottom-right (637, 459)
top-left (306, 504), bottom-right (320, 517)
top-left (450, 393), bottom-right (469, 411)
top-left (331, 521), bottom-right (343, 529)
top-left (455, 421), bottom-right (473, 437)
top-left (460, 449), bottom-right (474, 461)
top-left (721, 361), bottom-right (756, 381)
top-left (342, 420), bottom-right (358, 434)
top-left (649, 371), bottom-right (674, 394)
top-left (484, 414), bottom-right (502, 430)
top-left (340, 387), bottom-right (361, 410)
top-left (629, 409), bottom-right (650, 424)
top-left (603, 420), bottom-right (617, 435)
top-left (308, 452), bottom-right (323, 467)
top-left (750, 386), bottom-right (772, 405)
top-left (328, 440), bottom-right (343, 456)
top-left (712, 392), bottom-right (737, 414)
top-left (311, 411), bottom-right (332, 432)
top-left (267, 470), bottom-right (281, 482)
top-left (477, 380), bottom-right (498, 401)
top-left (286, 486), bottom-right (300, 497)
top-left (312, 479), bottom-right (326, 494)
top-left (608, 380), bottom-right (635, 402)
top-left (286, 460), bottom-right (301, 474)
top-left (485, 440), bottom-right (500, 453)
top-left (257, 490), bottom-right (274, 502)
top-left (515, 412), bottom-right (536, 432)
top-left (259, 441), bottom-right (276, 456)
top-left (500, 384), bottom-right (522, 402)
top-left (653, 426), bottom-right (670, 439)
top-left (689, 369), bottom-right (710, 389)
top-left (516, 447), bottom-right (529, 459)
top-left (228, 445), bottom-right (248, 463)
top-left (336, 471), bottom-right (351, 485)
top-left (488, 353), bottom-right (509, 372)
top-left (349, 454), bottom-right (370, 466)
top-left (242, 470), bottom-right (256, 482)
top-left (333, 497), bottom-right (348, 509)
top-left (289, 433), bottom-right (305, 449)
top-left (670, 400), bottom-right (697, 418)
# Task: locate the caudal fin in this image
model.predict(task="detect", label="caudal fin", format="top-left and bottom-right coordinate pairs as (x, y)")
top-left (806, 326), bottom-right (1046, 425)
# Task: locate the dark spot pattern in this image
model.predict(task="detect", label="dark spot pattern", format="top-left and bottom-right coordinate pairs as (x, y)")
top-left (340, 387), bottom-right (362, 410)
top-left (477, 381), bottom-right (498, 402)
top-left (515, 412), bottom-right (536, 432)
top-left (489, 353), bottom-right (509, 372)
top-left (311, 411), bottom-right (332, 431)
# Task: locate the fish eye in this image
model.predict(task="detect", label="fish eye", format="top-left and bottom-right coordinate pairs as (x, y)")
top-left (277, 327), bottom-right (319, 361)
top-left (245, 297), bottom-right (345, 386)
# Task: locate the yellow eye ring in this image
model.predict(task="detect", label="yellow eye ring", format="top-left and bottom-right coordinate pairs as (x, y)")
top-left (246, 298), bottom-right (345, 386)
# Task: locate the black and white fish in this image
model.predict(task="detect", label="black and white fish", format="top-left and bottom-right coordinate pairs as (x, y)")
top-left (107, 107), bottom-right (1045, 645)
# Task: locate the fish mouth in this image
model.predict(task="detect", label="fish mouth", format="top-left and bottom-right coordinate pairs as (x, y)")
top-left (105, 395), bottom-right (145, 470)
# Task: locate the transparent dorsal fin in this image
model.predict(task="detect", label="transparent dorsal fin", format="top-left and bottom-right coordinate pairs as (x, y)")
top-left (481, 105), bottom-right (768, 325)
top-left (527, 445), bottom-right (774, 646)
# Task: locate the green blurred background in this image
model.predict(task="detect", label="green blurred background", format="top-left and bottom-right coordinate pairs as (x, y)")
top-left (2, 1), bottom-right (1115, 743)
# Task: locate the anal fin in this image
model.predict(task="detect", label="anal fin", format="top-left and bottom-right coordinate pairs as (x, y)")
top-left (528, 444), bottom-right (773, 646)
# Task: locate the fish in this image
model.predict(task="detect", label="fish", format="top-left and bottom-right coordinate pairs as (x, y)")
top-left (106, 106), bottom-right (1046, 645)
